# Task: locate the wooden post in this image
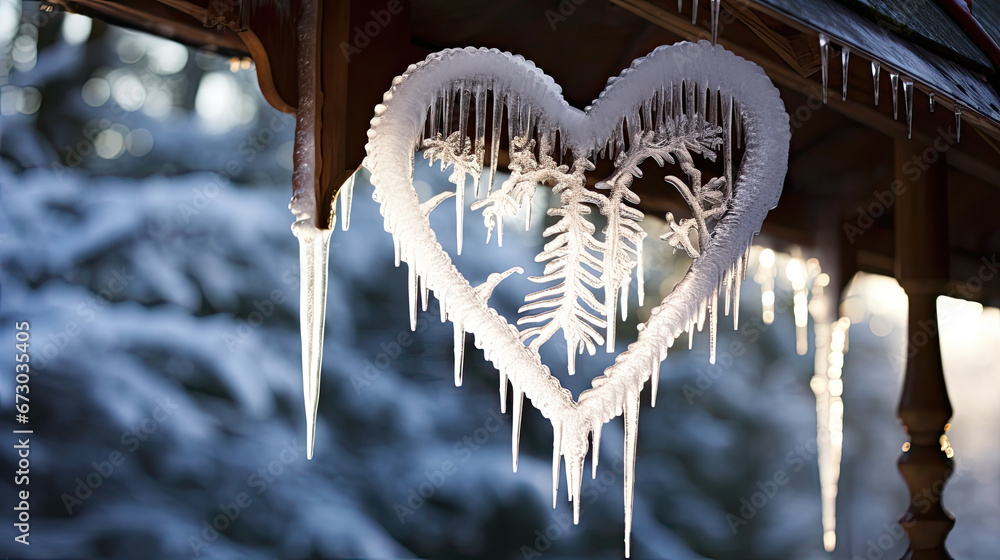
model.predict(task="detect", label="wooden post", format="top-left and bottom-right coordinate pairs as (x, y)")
top-left (893, 138), bottom-right (954, 560)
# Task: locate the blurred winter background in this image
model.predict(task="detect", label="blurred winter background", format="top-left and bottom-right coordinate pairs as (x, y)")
top-left (0, 3), bottom-right (998, 559)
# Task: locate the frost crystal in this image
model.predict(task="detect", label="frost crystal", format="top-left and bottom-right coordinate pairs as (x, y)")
top-left (357, 41), bottom-right (789, 555)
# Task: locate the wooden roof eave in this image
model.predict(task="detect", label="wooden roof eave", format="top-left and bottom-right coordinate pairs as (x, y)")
top-left (611, 0), bottom-right (1000, 189)
top-left (51, 0), bottom-right (299, 114)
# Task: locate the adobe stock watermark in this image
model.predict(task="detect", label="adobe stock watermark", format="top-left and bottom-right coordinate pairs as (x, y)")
top-left (188, 438), bottom-right (307, 556)
top-left (147, 113), bottom-right (290, 240)
top-left (851, 461), bottom-right (968, 560)
top-left (340, 0), bottom-right (406, 62)
top-left (725, 437), bottom-right (818, 533)
top-left (350, 315), bottom-right (432, 394)
top-left (33, 266), bottom-right (137, 371)
top-left (223, 267), bottom-right (299, 353)
top-left (885, 254), bottom-right (999, 369)
top-left (842, 126), bottom-right (960, 245)
top-left (682, 290), bottom-right (791, 404)
top-left (393, 408), bottom-right (506, 524)
top-left (60, 397), bottom-right (181, 514)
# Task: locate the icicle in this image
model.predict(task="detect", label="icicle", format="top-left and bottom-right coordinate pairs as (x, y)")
top-left (819, 34), bottom-right (829, 104)
top-left (565, 449), bottom-right (574, 503)
top-left (522, 101), bottom-right (533, 140)
top-left (453, 323), bottom-right (465, 386)
top-left (711, 0), bottom-right (721, 44)
top-left (439, 297), bottom-right (447, 323)
top-left (623, 392), bottom-right (640, 558)
top-left (734, 100), bottom-right (742, 149)
top-left (642, 98), bottom-right (653, 130)
top-left (744, 245), bottom-right (752, 279)
top-left (552, 422), bottom-right (563, 508)
top-left (890, 72), bottom-right (899, 119)
top-left (525, 193), bottom-right (533, 231)
top-left (393, 235), bottom-right (401, 267)
top-left (903, 78), bottom-right (913, 139)
top-left (474, 84), bottom-right (487, 196)
top-left (488, 91), bottom-right (503, 194)
top-left (339, 173), bottom-right (355, 231)
top-left (592, 422), bottom-right (602, 479)
top-left (657, 86), bottom-right (667, 126)
top-left (734, 256), bottom-right (743, 329)
top-left (722, 95), bottom-right (733, 199)
top-left (929, 92), bottom-right (935, 112)
top-left (420, 274), bottom-right (429, 312)
top-left (567, 339), bottom-right (577, 376)
top-left (698, 84), bottom-right (707, 121)
top-left (442, 84), bottom-right (452, 136)
top-left (499, 371), bottom-right (508, 413)
top-left (408, 262), bottom-right (418, 331)
top-left (691, 0), bottom-right (699, 24)
top-left (458, 87), bottom-right (470, 153)
top-left (685, 78), bottom-right (696, 119)
top-left (724, 265), bottom-right (733, 316)
top-left (620, 278), bottom-right (629, 321)
top-left (651, 360), bottom-right (660, 407)
top-left (709, 288), bottom-right (718, 364)
top-left (429, 91), bottom-right (440, 139)
top-left (512, 385), bottom-right (524, 472)
top-left (871, 60), bottom-right (880, 106)
top-left (291, 224), bottom-right (333, 461)
top-left (709, 86), bottom-right (718, 127)
top-left (611, 121), bottom-right (625, 159)
top-left (571, 454), bottom-right (584, 524)
top-left (455, 173), bottom-right (466, 255)
top-left (672, 81), bottom-right (682, 118)
top-left (637, 239), bottom-right (645, 307)
top-left (677, 0), bottom-right (682, 12)
top-left (687, 321), bottom-right (694, 349)
top-left (955, 105), bottom-right (962, 142)
top-left (841, 46), bottom-right (850, 102)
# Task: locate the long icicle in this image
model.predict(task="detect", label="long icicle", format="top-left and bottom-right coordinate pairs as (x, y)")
top-left (571, 454), bottom-right (584, 524)
top-left (734, 255), bottom-right (743, 329)
top-left (903, 78), bottom-right (913, 139)
top-left (488, 90), bottom-right (503, 194)
top-left (890, 71), bottom-right (899, 119)
top-left (819, 34), bottom-right (830, 104)
top-left (339, 172), bottom-right (355, 231)
top-left (637, 237), bottom-right (645, 307)
top-left (552, 421), bottom-right (563, 508)
top-left (592, 421), bottom-right (602, 479)
top-left (709, 287), bottom-right (719, 364)
top-left (499, 370), bottom-right (508, 413)
top-left (841, 45), bottom-right (850, 102)
top-left (723, 95), bottom-right (733, 200)
top-left (710, 0), bottom-right (721, 44)
top-left (651, 359), bottom-right (661, 407)
top-left (455, 172), bottom-right (466, 255)
top-left (408, 262), bottom-right (418, 331)
top-left (623, 392), bottom-right (640, 558)
top-left (512, 384), bottom-right (524, 472)
top-left (871, 60), bottom-right (880, 105)
top-left (453, 323), bottom-right (465, 386)
top-left (295, 226), bottom-right (333, 461)
top-left (473, 84), bottom-right (487, 197)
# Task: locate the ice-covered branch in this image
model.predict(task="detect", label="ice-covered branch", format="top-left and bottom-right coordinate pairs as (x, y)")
top-left (471, 136), bottom-right (577, 245)
top-left (518, 158), bottom-right (606, 376)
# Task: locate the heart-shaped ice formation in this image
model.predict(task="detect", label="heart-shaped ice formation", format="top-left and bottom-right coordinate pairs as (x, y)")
top-left (363, 40), bottom-right (789, 555)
